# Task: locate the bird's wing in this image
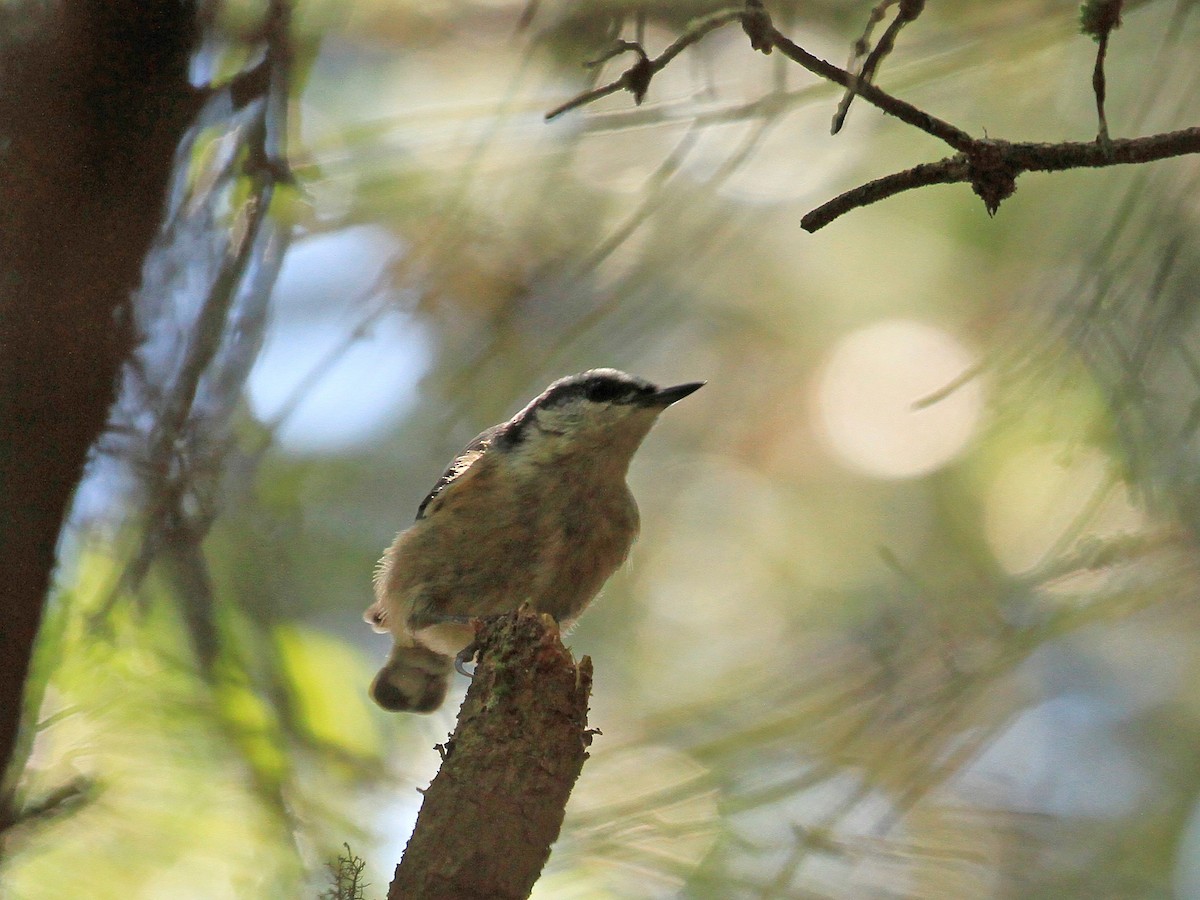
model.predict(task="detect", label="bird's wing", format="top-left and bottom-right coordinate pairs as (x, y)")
top-left (414, 425), bottom-right (502, 520)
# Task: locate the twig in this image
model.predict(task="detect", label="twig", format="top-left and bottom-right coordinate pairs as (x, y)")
top-left (545, 9), bottom-right (746, 121)
top-left (913, 362), bottom-right (985, 409)
top-left (1, 777), bottom-right (95, 834)
top-left (1093, 31), bottom-right (1113, 149)
top-left (802, 127), bottom-right (1200, 231)
top-left (832, 0), bottom-right (925, 134)
top-left (801, 156), bottom-right (967, 231)
top-left (831, 0), bottom-right (897, 134)
top-left (1081, 0), bottom-right (1125, 150)
top-left (765, 25), bottom-right (974, 152)
top-left (547, 1), bottom-right (1200, 229)
top-left (547, 5), bottom-right (973, 150)
top-left (321, 843), bottom-right (369, 900)
top-left (89, 0), bottom-right (295, 627)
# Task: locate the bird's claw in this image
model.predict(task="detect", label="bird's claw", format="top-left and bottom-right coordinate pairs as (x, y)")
top-left (454, 641), bottom-right (479, 678)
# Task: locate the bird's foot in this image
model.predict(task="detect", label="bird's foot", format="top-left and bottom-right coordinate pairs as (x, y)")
top-left (454, 640), bottom-right (479, 678)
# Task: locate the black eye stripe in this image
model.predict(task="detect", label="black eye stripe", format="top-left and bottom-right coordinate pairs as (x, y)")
top-left (585, 380), bottom-right (633, 403)
top-left (529, 369), bottom-right (657, 411)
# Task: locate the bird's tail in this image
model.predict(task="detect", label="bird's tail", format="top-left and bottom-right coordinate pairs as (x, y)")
top-left (370, 639), bottom-right (452, 712)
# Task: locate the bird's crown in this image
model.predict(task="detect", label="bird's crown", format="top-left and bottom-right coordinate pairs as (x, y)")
top-left (532, 368), bottom-right (658, 410)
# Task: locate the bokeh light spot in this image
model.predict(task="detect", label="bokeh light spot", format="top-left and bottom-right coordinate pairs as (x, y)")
top-left (814, 319), bottom-right (983, 479)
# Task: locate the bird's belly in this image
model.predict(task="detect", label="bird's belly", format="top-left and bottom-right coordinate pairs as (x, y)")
top-left (381, 473), bottom-right (638, 631)
top-left (535, 489), bottom-right (638, 622)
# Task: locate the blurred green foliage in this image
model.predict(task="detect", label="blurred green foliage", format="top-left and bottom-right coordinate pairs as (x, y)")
top-left (4, 0), bottom-right (1200, 897)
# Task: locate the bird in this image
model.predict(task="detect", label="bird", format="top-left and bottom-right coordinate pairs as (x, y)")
top-left (364, 368), bottom-right (704, 712)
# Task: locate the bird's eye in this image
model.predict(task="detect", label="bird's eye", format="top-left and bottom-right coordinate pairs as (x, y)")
top-left (585, 380), bottom-right (627, 403)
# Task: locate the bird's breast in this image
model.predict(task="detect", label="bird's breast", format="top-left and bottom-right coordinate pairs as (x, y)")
top-left (379, 450), bottom-right (640, 627)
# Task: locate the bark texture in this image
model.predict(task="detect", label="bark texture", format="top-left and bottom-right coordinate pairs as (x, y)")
top-left (388, 609), bottom-right (594, 900)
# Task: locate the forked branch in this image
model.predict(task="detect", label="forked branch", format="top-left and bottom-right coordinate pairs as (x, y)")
top-left (546, 1), bottom-right (1200, 231)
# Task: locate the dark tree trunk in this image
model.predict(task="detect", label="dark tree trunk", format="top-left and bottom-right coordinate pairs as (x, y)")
top-left (0, 0), bottom-right (200, 827)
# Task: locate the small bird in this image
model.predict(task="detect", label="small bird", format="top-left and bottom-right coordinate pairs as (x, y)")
top-left (364, 368), bottom-right (704, 712)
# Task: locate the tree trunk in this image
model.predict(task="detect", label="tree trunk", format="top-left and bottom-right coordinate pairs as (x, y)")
top-left (0, 0), bottom-right (199, 828)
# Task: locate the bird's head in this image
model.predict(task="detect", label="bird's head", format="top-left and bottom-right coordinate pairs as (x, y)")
top-left (503, 368), bottom-right (704, 467)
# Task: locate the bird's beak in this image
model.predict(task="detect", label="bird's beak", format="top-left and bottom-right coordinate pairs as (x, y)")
top-left (644, 380), bottom-right (705, 407)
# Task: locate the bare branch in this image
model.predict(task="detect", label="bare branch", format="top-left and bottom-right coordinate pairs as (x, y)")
top-left (387, 608), bottom-right (594, 900)
top-left (545, 9), bottom-right (747, 122)
top-left (547, 5), bottom-right (974, 152)
top-left (548, 2), bottom-right (1200, 229)
top-left (801, 156), bottom-right (969, 232)
top-left (1081, 0), bottom-right (1125, 147)
top-left (832, 0), bottom-right (926, 134)
top-left (543, 80), bottom-right (627, 122)
top-left (802, 127), bottom-right (1200, 231)
top-left (765, 25), bottom-right (974, 152)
